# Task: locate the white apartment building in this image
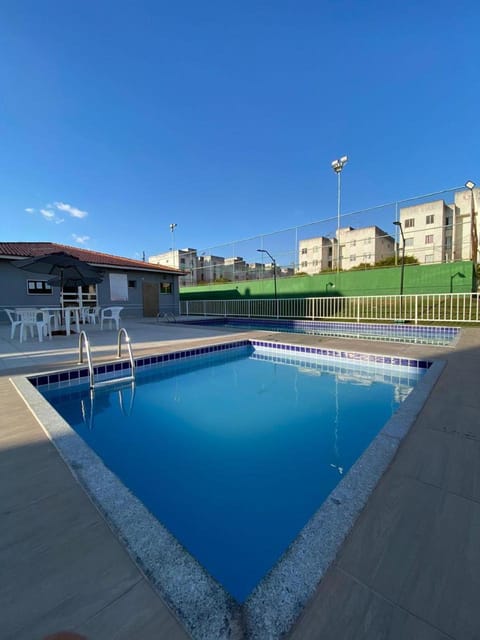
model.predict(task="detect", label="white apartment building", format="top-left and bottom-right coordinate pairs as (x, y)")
top-left (149, 248), bottom-right (197, 286)
top-left (223, 256), bottom-right (247, 281)
top-left (196, 255), bottom-right (225, 283)
top-left (298, 236), bottom-right (333, 274)
top-left (398, 187), bottom-right (479, 264)
top-left (338, 226), bottom-right (395, 269)
top-left (297, 226), bottom-right (394, 274)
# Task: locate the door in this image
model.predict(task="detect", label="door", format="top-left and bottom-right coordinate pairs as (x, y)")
top-left (142, 282), bottom-right (159, 317)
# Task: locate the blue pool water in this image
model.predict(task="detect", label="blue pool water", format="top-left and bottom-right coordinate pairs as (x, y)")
top-left (187, 317), bottom-right (459, 345)
top-left (41, 345), bottom-right (425, 602)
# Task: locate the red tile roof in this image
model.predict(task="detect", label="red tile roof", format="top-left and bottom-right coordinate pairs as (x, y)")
top-left (0, 242), bottom-right (184, 274)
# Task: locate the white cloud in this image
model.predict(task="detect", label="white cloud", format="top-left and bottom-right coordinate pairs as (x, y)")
top-left (55, 202), bottom-right (88, 219)
top-left (72, 234), bottom-right (90, 244)
top-left (25, 207), bottom-right (35, 213)
top-left (40, 208), bottom-right (55, 220)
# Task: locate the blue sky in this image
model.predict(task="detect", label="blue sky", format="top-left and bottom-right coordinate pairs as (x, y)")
top-left (1, 1), bottom-right (478, 262)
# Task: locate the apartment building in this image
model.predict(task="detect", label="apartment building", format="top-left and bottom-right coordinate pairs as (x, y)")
top-left (298, 236), bottom-right (333, 274)
top-left (149, 248), bottom-right (197, 286)
top-left (398, 187), bottom-right (479, 264)
top-left (297, 226), bottom-right (394, 274)
top-left (196, 254), bottom-right (225, 283)
top-left (338, 226), bottom-right (395, 269)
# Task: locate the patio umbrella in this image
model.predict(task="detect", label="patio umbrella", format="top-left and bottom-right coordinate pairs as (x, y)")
top-left (13, 252), bottom-right (104, 291)
top-left (47, 272), bottom-right (103, 288)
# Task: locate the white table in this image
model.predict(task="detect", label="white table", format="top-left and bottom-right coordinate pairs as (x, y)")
top-left (63, 307), bottom-right (80, 335)
top-left (40, 307), bottom-right (80, 335)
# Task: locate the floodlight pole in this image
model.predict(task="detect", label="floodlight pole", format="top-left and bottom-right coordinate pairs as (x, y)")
top-left (169, 223), bottom-right (177, 267)
top-left (331, 156), bottom-right (348, 274)
top-left (393, 220), bottom-right (405, 319)
top-left (465, 181), bottom-right (477, 267)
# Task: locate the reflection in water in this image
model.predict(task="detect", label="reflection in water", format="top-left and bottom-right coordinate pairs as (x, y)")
top-left (81, 381), bottom-right (136, 430)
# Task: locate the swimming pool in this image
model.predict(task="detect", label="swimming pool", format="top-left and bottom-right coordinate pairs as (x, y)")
top-left (14, 339), bottom-right (443, 640)
top-left (186, 317), bottom-right (460, 346)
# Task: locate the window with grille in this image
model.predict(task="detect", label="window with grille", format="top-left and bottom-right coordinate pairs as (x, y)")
top-left (425, 235), bottom-right (434, 244)
top-left (27, 280), bottom-right (52, 295)
top-left (426, 215), bottom-right (434, 224)
top-left (405, 218), bottom-right (415, 228)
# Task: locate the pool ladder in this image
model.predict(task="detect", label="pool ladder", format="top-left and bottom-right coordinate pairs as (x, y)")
top-left (78, 328), bottom-right (136, 389)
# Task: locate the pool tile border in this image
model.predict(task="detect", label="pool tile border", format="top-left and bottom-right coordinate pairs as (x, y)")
top-left (12, 340), bottom-right (443, 640)
top-left (27, 339), bottom-right (431, 389)
top-left (186, 317), bottom-right (459, 346)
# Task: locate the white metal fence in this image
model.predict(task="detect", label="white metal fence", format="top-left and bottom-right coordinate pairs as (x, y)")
top-left (180, 293), bottom-right (480, 324)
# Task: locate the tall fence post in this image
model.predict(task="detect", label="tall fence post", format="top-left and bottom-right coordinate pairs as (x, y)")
top-left (415, 296), bottom-right (418, 325)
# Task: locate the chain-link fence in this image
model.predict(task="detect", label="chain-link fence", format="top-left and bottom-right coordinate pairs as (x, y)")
top-left (167, 185), bottom-right (478, 287)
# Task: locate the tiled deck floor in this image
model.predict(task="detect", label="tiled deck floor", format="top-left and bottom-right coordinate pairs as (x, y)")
top-left (1, 319), bottom-right (480, 639)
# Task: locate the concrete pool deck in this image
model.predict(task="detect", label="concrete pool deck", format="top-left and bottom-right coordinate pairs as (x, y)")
top-left (1, 318), bottom-right (480, 639)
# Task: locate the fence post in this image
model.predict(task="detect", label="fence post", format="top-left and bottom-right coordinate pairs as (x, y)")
top-left (203, 300), bottom-right (206, 316)
top-left (415, 295), bottom-right (418, 325)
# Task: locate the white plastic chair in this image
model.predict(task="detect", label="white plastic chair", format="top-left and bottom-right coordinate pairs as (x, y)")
top-left (83, 306), bottom-right (100, 325)
top-left (17, 309), bottom-right (51, 343)
top-left (100, 306), bottom-right (123, 330)
top-left (5, 309), bottom-right (22, 340)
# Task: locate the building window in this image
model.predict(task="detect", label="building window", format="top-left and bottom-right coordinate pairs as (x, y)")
top-left (27, 280), bottom-right (52, 295)
top-left (301, 261), bottom-right (308, 268)
top-left (424, 254), bottom-right (434, 263)
top-left (160, 282), bottom-right (172, 294)
top-left (180, 258), bottom-right (185, 264)
top-left (351, 240), bottom-right (356, 247)
top-left (405, 218), bottom-right (415, 228)
top-left (405, 238), bottom-right (414, 247)
top-left (445, 216), bottom-right (451, 226)
top-left (312, 246), bottom-right (319, 253)
top-left (364, 238), bottom-right (371, 245)
top-left (426, 215), bottom-right (434, 224)
top-left (349, 255), bottom-right (356, 262)
top-left (425, 235), bottom-right (434, 244)
top-left (301, 248), bottom-right (308, 254)
top-left (312, 260), bottom-right (319, 266)
top-left (128, 280), bottom-right (136, 288)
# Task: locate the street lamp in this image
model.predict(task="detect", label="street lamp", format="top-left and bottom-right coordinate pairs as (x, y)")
top-left (257, 248), bottom-right (277, 315)
top-left (393, 220), bottom-right (405, 319)
top-left (331, 155), bottom-right (348, 274)
top-left (465, 181), bottom-right (477, 267)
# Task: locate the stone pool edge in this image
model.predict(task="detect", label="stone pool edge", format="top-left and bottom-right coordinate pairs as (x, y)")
top-left (9, 341), bottom-right (444, 640)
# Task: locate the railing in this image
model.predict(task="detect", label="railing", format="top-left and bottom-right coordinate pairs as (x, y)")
top-left (180, 293), bottom-right (480, 324)
top-left (78, 330), bottom-right (95, 388)
top-left (78, 328), bottom-right (136, 389)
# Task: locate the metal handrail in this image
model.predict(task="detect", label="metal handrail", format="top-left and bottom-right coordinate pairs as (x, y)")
top-left (117, 327), bottom-right (135, 379)
top-left (78, 330), bottom-right (94, 388)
